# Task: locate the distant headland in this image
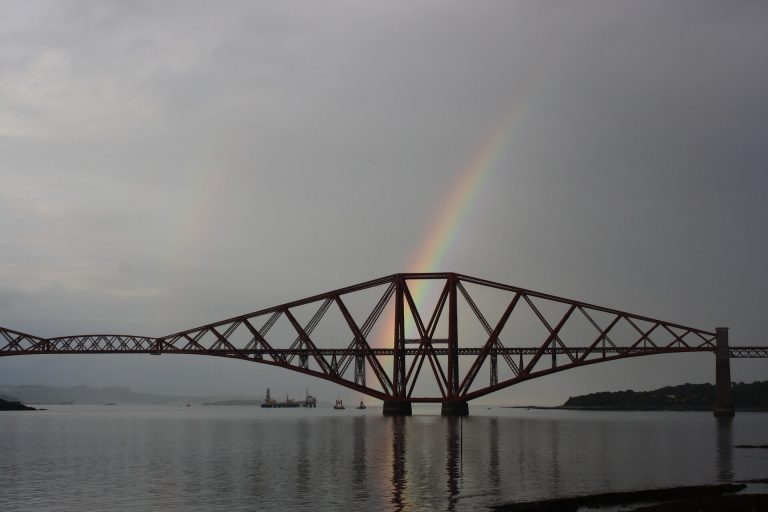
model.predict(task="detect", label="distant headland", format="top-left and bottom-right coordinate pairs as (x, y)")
top-left (560, 380), bottom-right (768, 411)
top-left (0, 398), bottom-right (36, 411)
top-left (0, 384), bottom-right (244, 406)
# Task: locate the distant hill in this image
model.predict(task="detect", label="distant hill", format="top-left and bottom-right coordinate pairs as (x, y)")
top-left (563, 381), bottom-right (768, 411)
top-left (202, 399), bottom-right (263, 406)
top-left (0, 384), bottom-right (260, 405)
top-left (0, 385), bottom-right (185, 404)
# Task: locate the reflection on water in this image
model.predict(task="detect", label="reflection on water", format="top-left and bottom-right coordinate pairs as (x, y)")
top-left (352, 416), bottom-right (367, 500)
top-left (390, 416), bottom-right (407, 511)
top-left (548, 419), bottom-right (561, 497)
top-left (1, 407), bottom-right (767, 512)
top-left (716, 416), bottom-right (733, 482)
top-left (296, 419), bottom-right (310, 497)
top-left (488, 417), bottom-right (500, 491)
top-left (445, 417), bottom-right (462, 511)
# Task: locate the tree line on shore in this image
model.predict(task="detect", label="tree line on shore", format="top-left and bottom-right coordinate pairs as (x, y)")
top-left (563, 380), bottom-right (768, 410)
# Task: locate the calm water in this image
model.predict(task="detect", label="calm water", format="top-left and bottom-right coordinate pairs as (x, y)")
top-left (1, 405), bottom-right (767, 511)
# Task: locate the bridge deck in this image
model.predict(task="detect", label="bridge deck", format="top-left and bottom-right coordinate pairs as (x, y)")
top-left (1, 272), bottom-right (766, 406)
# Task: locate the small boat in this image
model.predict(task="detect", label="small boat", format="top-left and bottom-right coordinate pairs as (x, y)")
top-left (333, 399), bottom-right (345, 410)
top-left (356, 399), bottom-right (366, 410)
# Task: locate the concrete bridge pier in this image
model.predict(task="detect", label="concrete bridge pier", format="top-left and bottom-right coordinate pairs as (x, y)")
top-left (383, 400), bottom-right (412, 416)
top-left (713, 327), bottom-right (735, 417)
top-left (441, 401), bottom-right (469, 416)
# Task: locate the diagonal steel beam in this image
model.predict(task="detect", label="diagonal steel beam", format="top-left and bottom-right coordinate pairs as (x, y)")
top-left (334, 294), bottom-right (393, 394)
top-left (402, 279), bottom-right (448, 398)
top-left (459, 290), bottom-right (521, 396)
top-left (522, 302), bottom-right (576, 375)
top-left (283, 308), bottom-right (331, 375)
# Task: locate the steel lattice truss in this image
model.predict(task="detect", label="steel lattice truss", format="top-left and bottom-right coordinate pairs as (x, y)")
top-left (1, 273), bottom-right (764, 402)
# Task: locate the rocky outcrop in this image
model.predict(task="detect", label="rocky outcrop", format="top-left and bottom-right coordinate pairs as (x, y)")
top-left (0, 398), bottom-right (36, 411)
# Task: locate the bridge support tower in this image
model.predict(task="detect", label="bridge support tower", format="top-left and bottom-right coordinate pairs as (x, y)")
top-left (713, 327), bottom-right (734, 417)
top-left (441, 401), bottom-right (469, 416)
top-left (383, 400), bottom-right (413, 416)
top-left (440, 276), bottom-right (469, 416)
top-left (384, 276), bottom-right (412, 416)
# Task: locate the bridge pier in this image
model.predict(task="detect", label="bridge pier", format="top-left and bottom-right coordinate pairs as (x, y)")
top-left (383, 400), bottom-right (412, 416)
top-left (441, 401), bottom-right (469, 416)
top-left (713, 327), bottom-right (735, 417)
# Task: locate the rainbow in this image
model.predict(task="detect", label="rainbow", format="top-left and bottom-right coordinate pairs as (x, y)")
top-left (408, 105), bottom-right (519, 274)
top-left (376, 103), bottom-right (522, 345)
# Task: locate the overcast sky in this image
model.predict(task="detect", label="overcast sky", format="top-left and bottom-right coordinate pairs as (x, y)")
top-left (1, 1), bottom-right (766, 405)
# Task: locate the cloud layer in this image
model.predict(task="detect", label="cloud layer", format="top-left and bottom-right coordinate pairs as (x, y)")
top-left (1, 1), bottom-right (766, 403)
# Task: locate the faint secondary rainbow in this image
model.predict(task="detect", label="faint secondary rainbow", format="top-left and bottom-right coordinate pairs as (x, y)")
top-left (376, 103), bottom-right (522, 345)
top-left (165, 165), bottom-right (231, 271)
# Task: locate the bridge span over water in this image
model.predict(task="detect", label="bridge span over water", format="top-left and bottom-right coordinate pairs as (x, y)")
top-left (1, 273), bottom-right (765, 416)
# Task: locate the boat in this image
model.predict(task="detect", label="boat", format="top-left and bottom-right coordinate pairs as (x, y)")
top-left (303, 389), bottom-right (317, 408)
top-left (356, 399), bottom-right (366, 410)
top-left (333, 399), bottom-right (345, 410)
top-left (261, 388), bottom-right (300, 408)
top-left (261, 388), bottom-right (276, 408)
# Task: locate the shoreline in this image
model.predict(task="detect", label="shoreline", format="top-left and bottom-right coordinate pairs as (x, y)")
top-left (504, 405), bottom-right (768, 412)
top-left (492, 483), bottom-right (768, 511)
top-left (0, 398), bottom-right (36, 411)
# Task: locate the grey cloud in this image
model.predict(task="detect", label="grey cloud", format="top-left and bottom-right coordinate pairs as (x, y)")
top-left (1, 1), bottom-right (766, 404)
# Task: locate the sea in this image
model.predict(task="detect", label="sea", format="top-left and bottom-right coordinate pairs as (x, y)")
top-left (1, 404), bottom-right (767, 511)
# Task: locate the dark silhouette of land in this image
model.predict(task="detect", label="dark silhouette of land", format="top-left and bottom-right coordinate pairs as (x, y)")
top-left (0, 398), bottom-right (36, 411)
top-left (0, 384), bottom-right (262, 405)
top-left (562, 380), bottom-right (768, 411)
top-left (493, 483), bottom-right (768, 511)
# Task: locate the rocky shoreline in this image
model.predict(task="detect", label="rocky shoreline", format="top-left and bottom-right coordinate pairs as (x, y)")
top-left (491, 483), bottom-right (768, 511)
top-left (0, 398), bottom-right (36, 411)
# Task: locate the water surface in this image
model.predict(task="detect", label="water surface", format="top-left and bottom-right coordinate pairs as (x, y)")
top-left (1, 405), bottom-right (766, 511)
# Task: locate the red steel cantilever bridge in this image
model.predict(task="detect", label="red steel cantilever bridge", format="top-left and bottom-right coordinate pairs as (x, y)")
top-left (1, 273), bottom-right (765, 416)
